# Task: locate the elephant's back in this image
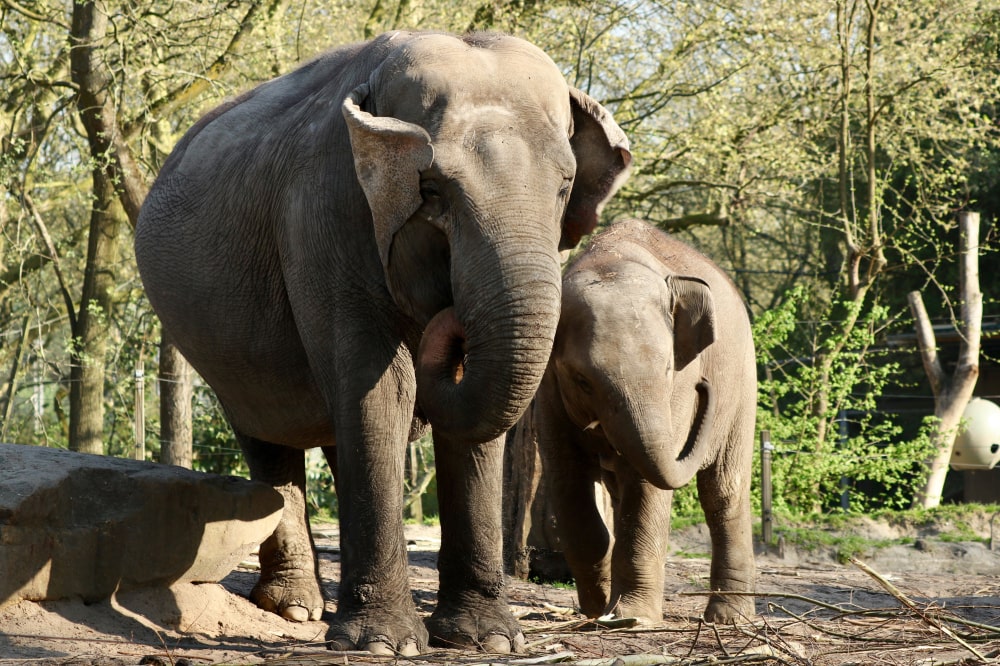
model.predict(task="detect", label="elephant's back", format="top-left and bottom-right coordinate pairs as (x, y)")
top-left (133, 39), bottom-right (400, 449)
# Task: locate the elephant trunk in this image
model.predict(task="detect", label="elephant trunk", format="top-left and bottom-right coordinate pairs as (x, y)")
top-left (415, 227), bottom-right (561, 444)
top-left (617, 379), bottom-right (716, 490)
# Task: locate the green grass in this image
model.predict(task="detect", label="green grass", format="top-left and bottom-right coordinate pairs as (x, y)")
top-left (769, 525), bottom-right (897, 563)
top-left (529, 577), bottom-right (576, 590)
top-left (403, 514), bottom-right (441, 526)
top-left (938, 533), bottom-right (990, 545)
top-left (757, 503), bottom-right (1000, 563)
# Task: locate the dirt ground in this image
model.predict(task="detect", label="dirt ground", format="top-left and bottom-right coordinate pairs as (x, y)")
top-left (2, 514), bottom-right (999, 666)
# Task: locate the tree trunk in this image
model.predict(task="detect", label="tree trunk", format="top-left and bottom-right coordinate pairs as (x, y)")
top-left (502, 400), bottom-right (578, 582)
top-left (159, 333), bottom-right (194, 468)
top-left (406, 440), bottom-right (424, 523)
top-left (1, 316), bottom-right (31, 442)
top-left (68, 171), bottom-right (122, 454)
top-left (910, 211), bottom-right (982, 508)
top-left (68, 0), bottom-right (149, 454)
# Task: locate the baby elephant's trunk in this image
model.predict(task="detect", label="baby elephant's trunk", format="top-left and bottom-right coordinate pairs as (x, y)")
top-left (622, 379), bottom-right (715, 490)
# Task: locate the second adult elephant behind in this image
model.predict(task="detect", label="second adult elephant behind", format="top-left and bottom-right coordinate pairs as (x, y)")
top-left (530, 219), bottom-right (756, 625)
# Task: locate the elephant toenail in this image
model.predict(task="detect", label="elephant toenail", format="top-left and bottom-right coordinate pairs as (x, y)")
top-left (399, 638), bottom-right (421, 656)
top-left (481, 633), bottom-right (513, 653)
top-left (282, 605), bottom-right (310, 623)
top-left (363, 637), bottom-right (396, 655)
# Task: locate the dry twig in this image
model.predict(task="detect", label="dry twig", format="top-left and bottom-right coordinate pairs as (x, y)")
top-left (849, 556), bottom-right (988, 662)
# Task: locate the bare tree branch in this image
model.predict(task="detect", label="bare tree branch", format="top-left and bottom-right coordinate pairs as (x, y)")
top-left (1, 0), bottom-right (70, 29)
top-left (21, 190), bottom-right (77, 332)
top-left (907, 291), bottom-right (943, 398)
top-left (123, 0), bottom-right (288, 142)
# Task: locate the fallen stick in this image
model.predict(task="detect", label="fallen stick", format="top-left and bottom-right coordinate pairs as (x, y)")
top-left (848, 556), bottom-right (987, 662)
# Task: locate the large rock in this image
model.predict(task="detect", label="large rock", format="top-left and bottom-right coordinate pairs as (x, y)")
top-left (0, 443), bottom-right (282, 606)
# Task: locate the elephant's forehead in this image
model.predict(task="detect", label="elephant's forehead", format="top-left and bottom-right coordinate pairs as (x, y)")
top-left (561, 303), bottom-right (670, 380)
top-left (380, 35), bottom-right (572, 129)
top-left (564, 280), bottom-right (668, 344)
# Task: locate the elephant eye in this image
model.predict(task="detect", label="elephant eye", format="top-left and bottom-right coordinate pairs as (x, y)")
top-left (418, 178), bottom-right (447, 222)
top-left (574, 372), bottom-right (593, 395)
top-left (420, 178), bottom-right (442, 201)
top-left (558, 177), bottom-right (573, 200)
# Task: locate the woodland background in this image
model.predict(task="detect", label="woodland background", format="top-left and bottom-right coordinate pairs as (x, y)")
top-left (1, 0), bottom-right (998, 518)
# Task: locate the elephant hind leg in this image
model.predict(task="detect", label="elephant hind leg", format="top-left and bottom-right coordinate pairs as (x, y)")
top-left (696, 452), bottom-right (755, 624)
top-left (238, 433), bottom-right (325, 622)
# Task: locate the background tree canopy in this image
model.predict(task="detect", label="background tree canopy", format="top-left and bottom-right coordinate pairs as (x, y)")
top-left (1, 0), bottom-right (997, 513)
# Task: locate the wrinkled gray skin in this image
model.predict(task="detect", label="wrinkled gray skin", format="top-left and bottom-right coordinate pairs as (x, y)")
top-left (134, 31), bottom-right (631, 654)
top-left (533, 219), bottom-right (755, 625)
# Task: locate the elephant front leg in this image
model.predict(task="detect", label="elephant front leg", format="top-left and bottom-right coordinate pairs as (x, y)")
top-left (428, 433), bottom-right (525, 653)
top-left (238, 436), bottom-right (325, 623)
top-left (326, 375), bottom-right (427, 655)
top-left (608, 464), bottom-right (671, 625)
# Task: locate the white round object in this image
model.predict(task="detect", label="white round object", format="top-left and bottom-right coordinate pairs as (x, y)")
top-left (950, 398), bottom-right (1000, 470)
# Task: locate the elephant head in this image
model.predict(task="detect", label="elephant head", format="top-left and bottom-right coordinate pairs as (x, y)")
top-left (554, 265), bottom-right (717, 489)
top-left (342, 34), bottom-right (631, 444)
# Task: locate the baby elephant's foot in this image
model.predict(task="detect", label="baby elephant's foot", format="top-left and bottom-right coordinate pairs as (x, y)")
top-left (704, 593), bottom-right (754, 624)
top-left (427, 596), bottom-right (526, 653)
top-left (326, 606), bottom-right (429, 656)
top-left (251, 569), bottom-right (324, 622)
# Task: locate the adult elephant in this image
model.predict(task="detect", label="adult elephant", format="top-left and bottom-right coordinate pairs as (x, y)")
top-left (529, 219), bottom-right (755, 625)
top-left (134, 31), bottom-right (631, 655)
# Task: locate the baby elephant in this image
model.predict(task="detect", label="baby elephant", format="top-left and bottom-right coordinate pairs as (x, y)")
top-left (533, 218), bottom-right (755, 624)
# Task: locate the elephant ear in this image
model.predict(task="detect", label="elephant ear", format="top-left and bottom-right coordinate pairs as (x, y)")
top-left (343, 83), bottom-right (435, 270)
top-left (666, 275), bottom-right (716, 370)
top-left (563, 88), bottom-right (633, 250)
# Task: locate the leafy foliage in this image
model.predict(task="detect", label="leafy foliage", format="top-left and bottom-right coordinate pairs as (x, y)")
top-left (189, 388), bottom-right (246, 477)
top-left (754, 287), bottom-right (937, 514)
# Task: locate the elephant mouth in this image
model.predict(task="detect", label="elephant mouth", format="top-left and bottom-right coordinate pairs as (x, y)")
top-left (418, 307), bottom-right (468, 386)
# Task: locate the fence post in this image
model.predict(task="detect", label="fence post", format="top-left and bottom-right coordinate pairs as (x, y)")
top-left (760, 430), bottom-right (773, 549)
top-left (134, 365), bottom-right (145, 461)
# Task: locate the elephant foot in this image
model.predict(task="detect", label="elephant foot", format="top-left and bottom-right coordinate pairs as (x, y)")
top-left (603, 593), bottom-right (662, 626)
top-left (704, 593), bottom-right (754, 624)
top-left (251, 569), bottom-right (324, 622)
top-left (427, 597), bottom-right (526, 653)
top-left (326, 605), bottom-right (429, 655)
top-left (575, 573), bottom-right (611, 618)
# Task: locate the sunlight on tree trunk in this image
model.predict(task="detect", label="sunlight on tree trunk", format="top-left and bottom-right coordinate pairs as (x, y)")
top-left (909, 212), bottom-right (982, 509)
top-left (159, 333), bottom-right (194, 468)
top-left (68, 0), bottom-right (149, 453)
top-left (67, 173), bottom-right (123, 454)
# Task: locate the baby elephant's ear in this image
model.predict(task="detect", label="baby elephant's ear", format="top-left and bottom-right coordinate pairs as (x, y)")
top-left (666, 275), bottom-right (716, 370)
top-left (563, 88), bottom-right (632, 250)
top-left (343, 83), bottom-right (434, 272)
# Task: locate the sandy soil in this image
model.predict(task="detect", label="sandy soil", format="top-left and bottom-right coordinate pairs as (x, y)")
top-left (2, 516), bottom-right (999, 665)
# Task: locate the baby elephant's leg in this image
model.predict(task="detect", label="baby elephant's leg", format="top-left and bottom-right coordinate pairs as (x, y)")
top-left (608, 464), bottom-right (671, 624)
top-left (697, 451), bottom-right (755, 624)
